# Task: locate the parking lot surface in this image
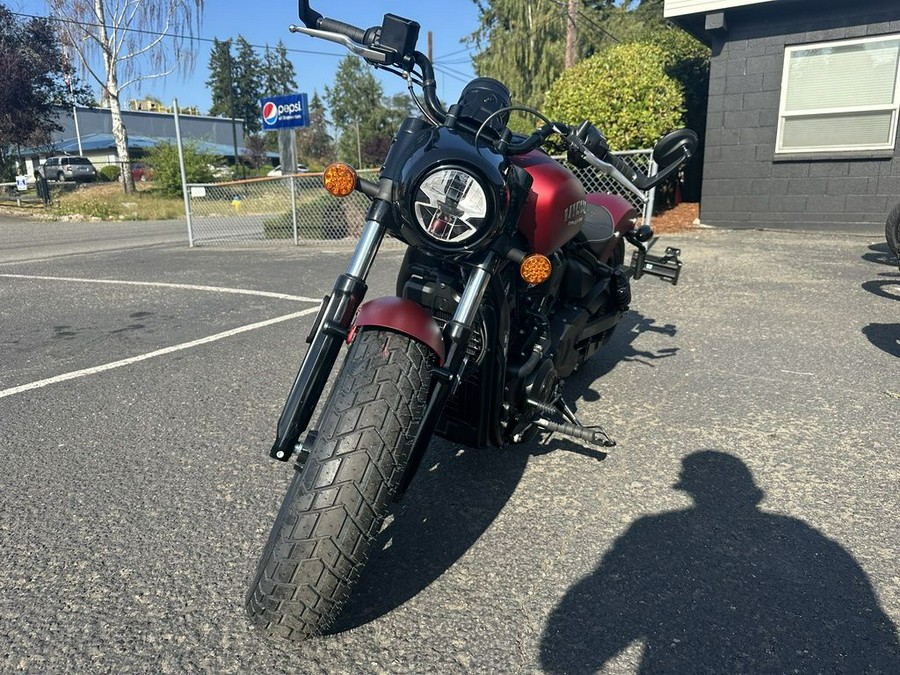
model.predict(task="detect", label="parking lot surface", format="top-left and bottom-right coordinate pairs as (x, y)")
top-left (1, 217), bottom-right (898, 673)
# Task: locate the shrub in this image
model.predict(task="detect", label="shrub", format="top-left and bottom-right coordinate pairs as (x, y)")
top-left (543, 42), bottom-right (684, 151)
top-left (99, 165), bottom-right (120, 182)
top-left (146, 142), bottom-right (216, 197)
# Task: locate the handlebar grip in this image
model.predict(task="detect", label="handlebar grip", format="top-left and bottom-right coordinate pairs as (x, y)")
top-left (317, 17), bottom-right (368, 44)
top-left (606, 151), bottom-right (640, 182)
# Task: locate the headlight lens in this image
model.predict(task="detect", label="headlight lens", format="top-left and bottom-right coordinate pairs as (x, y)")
top-left (413, 169), bottom-right (488, 245)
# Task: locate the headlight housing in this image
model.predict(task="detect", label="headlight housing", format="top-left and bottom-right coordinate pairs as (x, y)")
top-left (413, 168), bottom-right (489, 246)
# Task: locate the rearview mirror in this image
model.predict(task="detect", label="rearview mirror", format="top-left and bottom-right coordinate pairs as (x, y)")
top-left (653, 129), bottom-right (699, 168)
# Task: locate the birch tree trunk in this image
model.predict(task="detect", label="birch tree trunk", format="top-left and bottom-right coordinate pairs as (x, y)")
top-left (94, 0), bottom-right (133, 192)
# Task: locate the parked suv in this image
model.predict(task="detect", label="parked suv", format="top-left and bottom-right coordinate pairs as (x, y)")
top-left (38, 156), bottom-right (97, 182)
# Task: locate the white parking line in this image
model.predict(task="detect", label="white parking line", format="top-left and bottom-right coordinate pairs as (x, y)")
top-left (0, 274), bottom-right (321, 303)
top-left (0, 308), bottom-right (320, 399)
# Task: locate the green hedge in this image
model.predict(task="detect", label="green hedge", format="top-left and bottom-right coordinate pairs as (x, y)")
top-left (544, 42), bottom-right (684, 151)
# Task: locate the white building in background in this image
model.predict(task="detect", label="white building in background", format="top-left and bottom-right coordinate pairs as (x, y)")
top-left (21, 106), bottom-right (253, 176)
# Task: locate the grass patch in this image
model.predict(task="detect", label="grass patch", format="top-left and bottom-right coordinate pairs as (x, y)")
top-left (51, 182), bottom-right (185, 221)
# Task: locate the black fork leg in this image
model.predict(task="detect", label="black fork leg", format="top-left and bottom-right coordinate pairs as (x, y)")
top-left (269, 206), bottom-right (388, 460)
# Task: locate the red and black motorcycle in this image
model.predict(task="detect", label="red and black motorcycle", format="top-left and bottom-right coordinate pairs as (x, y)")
top-left (247, 1), bottom-right (697, 641)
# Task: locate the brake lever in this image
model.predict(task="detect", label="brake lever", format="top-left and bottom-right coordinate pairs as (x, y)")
top-left (565, 132), bottom-right (647, 204)
top-left (289, 25), bottom-right (391, 64)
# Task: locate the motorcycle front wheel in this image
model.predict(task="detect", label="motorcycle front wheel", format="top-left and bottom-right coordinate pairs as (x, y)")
top-left (246, 329), bottom-right (436, 641)
top-left (886, 201), bottom-right (900, 256)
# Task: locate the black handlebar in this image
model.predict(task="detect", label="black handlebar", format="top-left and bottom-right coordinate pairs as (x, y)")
top-left (605, 150), bottom-right (646, 187)
top-left (317, 17), bottom-right (370, 44)
top-left (506, 123), bottom-right (558, 155)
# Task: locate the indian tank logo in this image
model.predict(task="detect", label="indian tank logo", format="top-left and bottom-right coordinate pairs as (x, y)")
top-left (565, 200), bottom-right (587, 228)
top-left (262, 101), bottom-right (279, 126)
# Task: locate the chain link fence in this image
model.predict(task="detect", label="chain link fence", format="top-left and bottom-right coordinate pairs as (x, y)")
top-left (184, 151), bottom-right (655, 247)
top-left (185, 170), bottom-right (377, 246)
top-left (558, 149), bottom-right (657, 224)
top-left (0, 179), bottom-right (77, 207)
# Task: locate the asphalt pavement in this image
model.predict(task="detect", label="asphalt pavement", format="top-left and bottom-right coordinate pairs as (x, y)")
top-left (0, 216), bottom-right (898, 673)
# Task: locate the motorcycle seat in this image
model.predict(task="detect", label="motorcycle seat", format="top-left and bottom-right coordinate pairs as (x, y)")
top-left (576, 202), bottom-right (616, 258)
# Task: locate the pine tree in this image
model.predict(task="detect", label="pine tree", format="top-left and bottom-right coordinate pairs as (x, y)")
top-left (263, 41), bottom-right (298, 97)
top-left (325, 56), bottom-right (393, 167)
top-left (206, 38), bottom-right (234, 118)
top-left (233, 36), bottom-right (264, 133)
top-left (295, 92), bottom-right (333, 167)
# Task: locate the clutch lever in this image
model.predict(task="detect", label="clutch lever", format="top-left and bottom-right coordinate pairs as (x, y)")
top-left (289, 25), bottom-right (391, 64)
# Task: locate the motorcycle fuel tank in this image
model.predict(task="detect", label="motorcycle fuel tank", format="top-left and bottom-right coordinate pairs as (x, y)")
top-left (511, 151), bottom-right (586, 255)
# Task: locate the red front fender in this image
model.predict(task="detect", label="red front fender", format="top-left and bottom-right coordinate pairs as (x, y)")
top-left (349, 297), bottom-right (446, 365)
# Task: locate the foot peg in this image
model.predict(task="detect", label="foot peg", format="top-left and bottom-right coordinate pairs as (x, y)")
top-left (534, 418), bottom-right (616, 448)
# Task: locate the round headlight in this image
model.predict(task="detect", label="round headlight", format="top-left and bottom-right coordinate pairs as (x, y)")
top-left (413, 168), bottom-right (489, 245)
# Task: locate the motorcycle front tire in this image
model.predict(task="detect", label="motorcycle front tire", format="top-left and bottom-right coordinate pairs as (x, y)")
top-left (886, 201), bottom-right (900, 256)
top-left (246, 328), bottom-right (436, 641)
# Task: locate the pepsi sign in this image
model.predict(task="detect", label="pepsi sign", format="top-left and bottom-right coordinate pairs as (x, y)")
top-left (259, 93), bottom-right (309, 130)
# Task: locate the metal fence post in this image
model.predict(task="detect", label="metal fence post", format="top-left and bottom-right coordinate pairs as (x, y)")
top-left (173, 99), bottom-right (194, 247)
top-left (290, 175), bottom-right (299, 245)
top-left (644, 158), bottom-right (658, 229)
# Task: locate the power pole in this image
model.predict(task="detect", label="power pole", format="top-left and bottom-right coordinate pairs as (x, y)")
top-left (428, 30), bottom-right (433, 62)
top-left (565, 0), bottom-right (577, 68)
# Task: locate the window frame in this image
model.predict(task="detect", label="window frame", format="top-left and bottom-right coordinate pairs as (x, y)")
top-left (775, 33), bottom-right (900, 155)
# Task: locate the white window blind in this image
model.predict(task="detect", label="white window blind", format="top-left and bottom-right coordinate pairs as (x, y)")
top-left (776, 35), bottom-right (900, 154)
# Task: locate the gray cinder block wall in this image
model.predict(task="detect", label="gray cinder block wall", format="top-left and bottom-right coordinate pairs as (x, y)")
top-left (699, 0), bottom-right (900, 231)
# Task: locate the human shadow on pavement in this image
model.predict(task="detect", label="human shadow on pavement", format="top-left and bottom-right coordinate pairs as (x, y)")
top-left (329, 311), bottom-right (679, 633)
top-left (540, 451), bottom-right (900, 674)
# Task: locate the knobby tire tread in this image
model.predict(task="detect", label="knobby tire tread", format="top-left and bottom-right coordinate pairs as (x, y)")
top-left (246, 330), bottom-right (435, 641)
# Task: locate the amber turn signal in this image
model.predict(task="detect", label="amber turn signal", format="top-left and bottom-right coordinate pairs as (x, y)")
top-left (520, 253), bottom-right (552, 285)
top-left (323, 163), bottom-right (357, 197)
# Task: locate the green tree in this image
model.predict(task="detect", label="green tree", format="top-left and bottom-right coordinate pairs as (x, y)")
top-left (295, 92), bottom-right (333, 168)
top-left (643, 26), bottom-right (709, 140)
top-left (325, 55), bottom-right (394, 167)
top-left (543, 41), bottom-right (683, 150)
top-left (0, 7), bottom-right (89, 179)
top-left (233, 35), bottom-right (264, 133)
top-left (263, 41), bottom-right (297, 96)
top-left (206, 38), bottom-right (234, 117)
top-left (469, 0), bottom-right (567, 111)
top-left (467, 1), bottom-right (690, 124)
top-left (146, 141), bottom-right (215, 196)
